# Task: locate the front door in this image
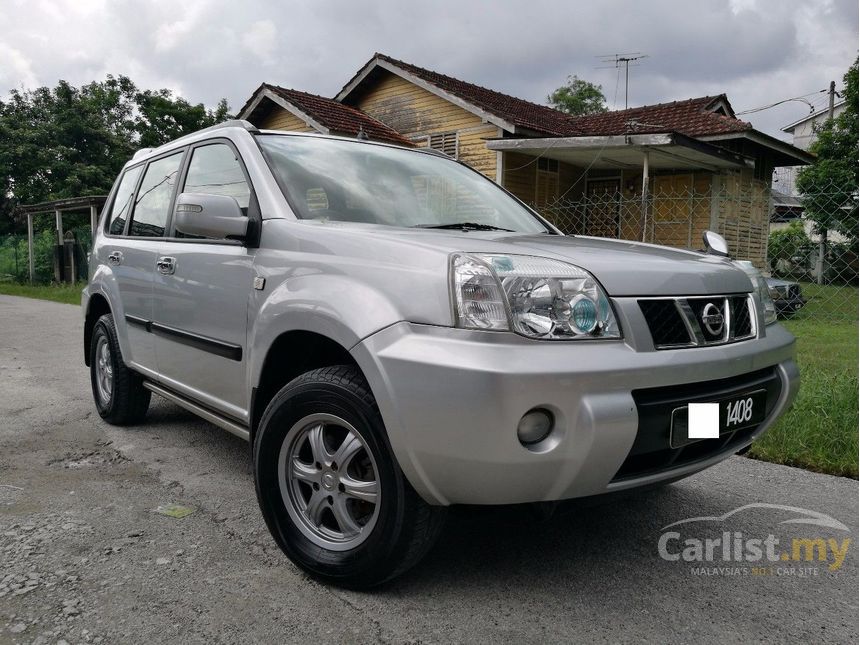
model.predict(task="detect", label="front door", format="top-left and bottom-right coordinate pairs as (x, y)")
top-left (151, 141), bottom-right (256, 422)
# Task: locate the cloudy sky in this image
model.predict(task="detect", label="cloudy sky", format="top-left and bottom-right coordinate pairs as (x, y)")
top-left (1, 0), bottom-right (856, 139)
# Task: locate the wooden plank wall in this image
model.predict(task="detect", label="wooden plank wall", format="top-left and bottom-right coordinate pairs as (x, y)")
top-left (258, 107), bottom-right (318, 133)
top-left (353, 72), bottom-right (498, 180)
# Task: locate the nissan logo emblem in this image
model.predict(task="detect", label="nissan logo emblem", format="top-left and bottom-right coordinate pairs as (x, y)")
top-left (701, 302), bottom-right (725, 336)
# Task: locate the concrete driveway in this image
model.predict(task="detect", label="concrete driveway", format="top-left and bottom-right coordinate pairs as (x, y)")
top-left (0, 294), bottom-right (857, 644)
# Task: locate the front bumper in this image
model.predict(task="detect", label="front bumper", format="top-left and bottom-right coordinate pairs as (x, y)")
top-left (775, 296), bottom-right (807, 317)
top-left (351, 307), bottom-right (799, 506)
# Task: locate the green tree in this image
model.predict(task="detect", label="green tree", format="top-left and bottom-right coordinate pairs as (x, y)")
top-left (135, 91), bottom-right (230, 148)
top-left (796, 58), bottom-right (858, 243)
top-left (768, 220), bottom-right (810, 275)
top-left (0, 76), bottom-right (230, 234)
top-left (547, 76), bottom-right (608, 115)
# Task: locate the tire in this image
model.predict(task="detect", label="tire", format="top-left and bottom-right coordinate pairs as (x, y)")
top-left (253, 365), bottom-right (446, 588)
top-left (89, 313), bottom-right (151, 425)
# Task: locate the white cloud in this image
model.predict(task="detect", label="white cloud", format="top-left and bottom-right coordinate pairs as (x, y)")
top-left (0, 43), bottom-right (38, 90)
top-left (242, 19), bottom-right (278, 65)
top-left (0, 0), bottom-right (855, 137)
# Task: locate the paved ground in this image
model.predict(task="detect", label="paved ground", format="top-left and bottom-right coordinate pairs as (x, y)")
top-left (0, 294), bottom-right (857, 644)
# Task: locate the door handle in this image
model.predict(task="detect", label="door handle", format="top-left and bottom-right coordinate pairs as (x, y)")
top-left (107, 251), bottom-right (123, 266)
top-left (156, 256), bottom-right (176, 275)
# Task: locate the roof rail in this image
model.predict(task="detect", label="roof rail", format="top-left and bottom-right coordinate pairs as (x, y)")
top-left (128, 120), bottom-right (261, 164)
top-left (197, 119), bottom-right (260, 135)
top-left (131, 148), bottom-right (154, 160)
top-left (416, 147), bottom-right (452, 159)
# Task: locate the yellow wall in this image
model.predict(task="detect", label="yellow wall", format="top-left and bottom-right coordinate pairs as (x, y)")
top-left (717, 170), bottom-right (770, 269)
top-left (258, 106), bottom-right (318, 133)
top-left (501, 152), bottom-right (536, 203)
top-left (352, 71), bottom-right (498, 179)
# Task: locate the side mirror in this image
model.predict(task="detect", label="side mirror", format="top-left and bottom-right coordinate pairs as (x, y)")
top-left (702, 230), bottom-right (729, 257)
top-left (173, 192), bottom-right (248, 241)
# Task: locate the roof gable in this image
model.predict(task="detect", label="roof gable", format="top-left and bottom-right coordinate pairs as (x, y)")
top-left (239, 84), bottom-right (413, 146)
top-left (336, 55), bottom-right (756, 141)
top-left (336, 53), bottom-right (578, 136)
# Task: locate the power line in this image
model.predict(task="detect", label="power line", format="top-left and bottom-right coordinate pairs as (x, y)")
top-left (735, 89), bottom-right (834, 116)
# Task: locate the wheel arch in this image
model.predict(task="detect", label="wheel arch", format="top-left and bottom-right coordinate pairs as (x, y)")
top-left (250, 329), bottom-right (370, 443)
top-left (84, 292), bottom-right (113, 366)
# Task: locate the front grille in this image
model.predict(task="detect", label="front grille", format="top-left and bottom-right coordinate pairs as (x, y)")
top-left (612, 367), bottom-right (782, 482)
top-left (731, 296), bottom-right (753, 338)
top-left (639, 300), bottom-right (693, 347)
top-left (638, 294), bottom-right (756, 349)
top-left (788, 284), bottom-right (801, 300)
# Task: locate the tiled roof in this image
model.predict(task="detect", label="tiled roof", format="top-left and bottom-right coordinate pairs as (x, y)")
top-left (343, 55), bottom-right (754, 139)
top-left (565, 95), bottom-right (753, 137)
top-left (247, 84), bottom-right (413, 146)
top-left (357, 54), bottom-right (579, 136)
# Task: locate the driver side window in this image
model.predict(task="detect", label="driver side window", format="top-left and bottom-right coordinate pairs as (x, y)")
top-left (183, 144), bottom-right (251, 209)
top-left (175, 143), bottom-right (251, 240)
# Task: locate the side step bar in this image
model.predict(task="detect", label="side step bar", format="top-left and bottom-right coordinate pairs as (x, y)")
top-left (142, 381), bottom-right (250, 442)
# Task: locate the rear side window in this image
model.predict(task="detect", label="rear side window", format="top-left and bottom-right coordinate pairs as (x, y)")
top-left (107, 166), bottom-right (143, 235)
top-left (129, 151), bottom-right (184, 237)
top-left (183, 144), bottom-right (250, 209)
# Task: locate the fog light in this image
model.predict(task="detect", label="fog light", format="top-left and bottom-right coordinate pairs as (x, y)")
top-left (517, 408), bottom-right (554, 446)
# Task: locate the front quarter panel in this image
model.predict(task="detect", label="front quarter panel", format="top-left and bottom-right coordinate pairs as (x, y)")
top-left (250, 271), bottom-right (402, 379)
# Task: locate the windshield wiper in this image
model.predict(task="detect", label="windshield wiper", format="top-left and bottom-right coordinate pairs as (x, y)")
top-left (412, 222), bottom-right (514, 232)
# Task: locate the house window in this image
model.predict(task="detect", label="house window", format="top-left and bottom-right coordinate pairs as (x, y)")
top-left (536, 157), bottom-right (560, 206)
top-left (429, 131), bottom-right (458, 158)
top-left (537, 158), bottom-right (559, 172)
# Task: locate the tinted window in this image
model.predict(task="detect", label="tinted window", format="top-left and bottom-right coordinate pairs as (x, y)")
top-left (129, 152), bottom-right (183, 237)
top-left (183, 144), bottom-right (250, 209)
top-left (258, 135), bottom-right (549, 234)
top-left (107, 165), bottom-right (143, 235)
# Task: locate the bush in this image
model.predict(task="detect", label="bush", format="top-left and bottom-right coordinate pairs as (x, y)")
top-left (827, 242), bottom-right (859, 285)
top-left (768, 220), bottom-right (811, 276)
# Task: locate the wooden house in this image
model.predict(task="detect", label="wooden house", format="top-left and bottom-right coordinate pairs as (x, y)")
top-left (238, 53), bottom-right (814, 266)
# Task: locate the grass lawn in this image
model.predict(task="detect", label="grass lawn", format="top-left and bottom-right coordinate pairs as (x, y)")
top-left (1, 280), bottom-right (856, 477)
top-left (0, 282), bottom-right (83, 305)
top-left (748, 282), bottom-right (858, 478)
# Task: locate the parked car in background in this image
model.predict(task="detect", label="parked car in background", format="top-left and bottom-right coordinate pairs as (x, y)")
top-left (82, 121), bottom-right (799, 587)
top-left (766, 277), bottom-right (806, 318)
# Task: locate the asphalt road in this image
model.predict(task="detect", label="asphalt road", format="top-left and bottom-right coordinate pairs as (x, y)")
top-left (0, 294), bottom-right (857, 644)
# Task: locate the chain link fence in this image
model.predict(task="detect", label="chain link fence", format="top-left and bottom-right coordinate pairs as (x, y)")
top-left (2, 181), bottom-right (856, 323)
top-left (0, 226), bottom-right (93, 284)
top-left (532, 178), bottom-right (857, 324)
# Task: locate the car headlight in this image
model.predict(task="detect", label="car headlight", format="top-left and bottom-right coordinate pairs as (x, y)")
top-left (451, 253), bottom-right (621, 340)
top-left (735, 261), bottom-right (777, 326)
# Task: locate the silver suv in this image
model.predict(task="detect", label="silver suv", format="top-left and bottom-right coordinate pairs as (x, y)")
top-left (83, 120), bottom-right (799, 587)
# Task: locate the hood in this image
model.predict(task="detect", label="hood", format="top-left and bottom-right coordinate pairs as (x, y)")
top-left (301, 222), bottom-right (754, 297)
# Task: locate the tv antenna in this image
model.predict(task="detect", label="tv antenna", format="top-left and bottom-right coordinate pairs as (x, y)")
top-left (596, 52), bottom-right (649, 109)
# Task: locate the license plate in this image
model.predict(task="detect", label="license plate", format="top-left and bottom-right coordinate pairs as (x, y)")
top-left (670, 389), bottom-right (767, 448)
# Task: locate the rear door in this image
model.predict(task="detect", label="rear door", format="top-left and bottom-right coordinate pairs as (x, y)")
top-left (151, 140), bottom-right (257, 422)
top-left (114, 150), bottom-right (185, 376)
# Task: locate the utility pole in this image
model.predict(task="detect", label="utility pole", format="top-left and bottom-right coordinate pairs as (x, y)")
top-left (816, 80), bottom-right (837, 285)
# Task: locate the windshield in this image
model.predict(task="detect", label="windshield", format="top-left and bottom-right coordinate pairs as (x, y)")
top-left (258, 135), bottom-right (551, 234)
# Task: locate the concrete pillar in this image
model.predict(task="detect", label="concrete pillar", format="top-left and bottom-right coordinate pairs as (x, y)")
top-left (27, 213), bottom-right (35, 284)
top-left (90, 204), bottom-right (98, 236)
top-left (640, 150), bottom-right (650, 242)
top-left (55, 208), bottom-right (63, 243)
